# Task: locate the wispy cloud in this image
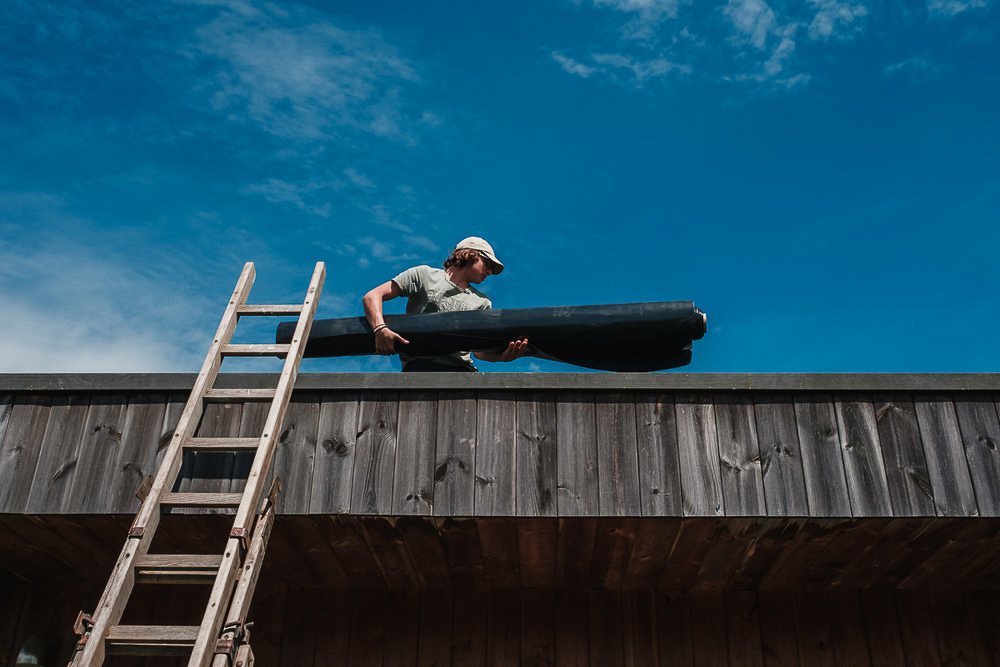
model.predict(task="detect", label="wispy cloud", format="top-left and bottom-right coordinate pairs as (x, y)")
top-left (189, 1), bottom-right (421, 142)
top-left (883, 56), bottom-right (944, 83)
top-left (927, 0), bottom-right (989, 17)
top-left (554, 0), bottom-right (874, 89)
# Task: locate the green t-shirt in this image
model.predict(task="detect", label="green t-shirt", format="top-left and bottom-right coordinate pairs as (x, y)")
top-left (392, 265), bottom-right (492, 370)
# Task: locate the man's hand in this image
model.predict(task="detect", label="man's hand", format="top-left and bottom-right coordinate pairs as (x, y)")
top-left (375, 327), bottom-right (410, 355)
top-left (499, 338), bottom-right (530, 361)
top-left (475, 338), bottom-right (532, 363)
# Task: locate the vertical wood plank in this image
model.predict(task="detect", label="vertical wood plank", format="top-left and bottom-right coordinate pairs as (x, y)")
top-left (517, 392), bottom-right (558, 517)
top-left (963, 589), bottom-right (1000, 667)
top-left (834, 395), bottom-right (892, 516)
top-left (690, 591), bottom-right (728, 667)
top-left (825, 589), bottom-right (872, 667)
top-left (521, 588), bottom-right (555, 667)
top-left (953, 392), bottom-right (1000, 516)
top-left (310, 587), bottom-right (354, 667)
top-left (859, 589), bottom-right (906, 667)
top-left (0, 395), bottom-right (51, 513)
top-left (475, 392), bottom-right (516, 516)
top-left (556, 392), bottom-right (599, 516)
top-left (232, 399), bottom-right (269, 494)
top-left (555, 588), bottom-right (589, 667)
top-left (913, 395), bottom-right (978, 516)
top-left (588, 589), bottom-right (624, 667)
top-left (348, 587), bottom-right (388, 667)
top-left (487, 589), bottom-right (521, 667)
top-left (64, 394), bottom-right (127, 512)
top-left (270, 395), bottom-right (320, 514)
top-left (0, 394), bottom-right (12, 455)
top-left (106, 394), bottom-right (167, 513)
top-left (382, 588), bottom-right (420, 667)
top-left (894, 589), bottom-right (942, 667)
top-left (757, 589), bottom-right (800, 667)
top-left (714, 393), bottom-right (766, 516)
top-left (792, 589), bottom-right (834, 667)
top-left (623, 589), bottom-right (658, 667)
top-left (393, 391), bottom-right (437, 515)
top-left (657, 591), bottom-right (695, 667)
top-left (872, 394), bottom-right (936, 516)
top-left (595, 393), bottom-right (641, 516)
top-left (928, 588), bottom-right (983, 667)
top-left (434, 392), bottom-right (477, 516)
top-left (753, 393), bottom-right (809, 517)
top-left (725, 590), bottom-right (764, 667)
top-left (351, 392), bottom-right (399, 514)
top-left (794, 395), bottom-right (851, 516)
top-left (635, 392), bottom-right (683, 516)
top-left (675, 393), bottom-right (724, 516)
top-left (310, 392), bottom-right (359, 514)
top-left (417, 587), bottom-right (454, 667)
top-left (453, 588), bottom-right (488, 667)
top-left (25, 395), bottom-right (90, 513)
top-left (278, 585), bottom-right (320, 667)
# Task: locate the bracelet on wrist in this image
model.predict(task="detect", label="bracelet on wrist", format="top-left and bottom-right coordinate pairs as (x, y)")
top-left (372, 323), bottom-right (388, 334)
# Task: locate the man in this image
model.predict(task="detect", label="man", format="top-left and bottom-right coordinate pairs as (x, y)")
top-left (362, 237), bottom-right (529, 371)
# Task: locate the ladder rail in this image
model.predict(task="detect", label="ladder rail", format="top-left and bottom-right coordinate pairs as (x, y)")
top-left (188, 261), bottom-right (325, 667)
top-left (72, 262), bottom-right (257, 667)
top-left (71, 261), bottom-right (325, 667)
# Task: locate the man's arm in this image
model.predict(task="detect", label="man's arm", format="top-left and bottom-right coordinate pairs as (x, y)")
top-left (362, 281), bottom-right (410, 354)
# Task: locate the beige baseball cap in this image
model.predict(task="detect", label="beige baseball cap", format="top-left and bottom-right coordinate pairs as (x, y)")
top-left (455, 236), bottom-right (504, 274)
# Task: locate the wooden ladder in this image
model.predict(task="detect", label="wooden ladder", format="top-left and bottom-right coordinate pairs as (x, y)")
top-left (70, 261), bottom-right (325, 667)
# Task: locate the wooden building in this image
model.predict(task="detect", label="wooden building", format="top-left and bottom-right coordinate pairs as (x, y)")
top-left (2, 372), bottom-right (999, 665)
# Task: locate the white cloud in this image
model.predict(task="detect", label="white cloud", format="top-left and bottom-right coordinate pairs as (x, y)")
top-left (190, 1), bottom-right (422, 142)
top-left (927, 0), bottom-right (988, 17)
top-left (552, 52), bottom-right (597, 78)
top-left (0, 234), bottom-right (209, 372)
top-left (807, 0), bottom-right (868, 40)
top-left (883, 56), bottom-right (944, 83)
top-left (725, 0), bottom-right (781, 50)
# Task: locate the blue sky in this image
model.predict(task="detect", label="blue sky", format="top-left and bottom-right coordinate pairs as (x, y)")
top-left (1, 0), bottom-right (998, 373)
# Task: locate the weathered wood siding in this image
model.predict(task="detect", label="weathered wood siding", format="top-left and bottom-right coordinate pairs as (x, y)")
top-left (5, 577), bottom-right (999, 667)
top-left (2, 374), bottom-right (999, 518)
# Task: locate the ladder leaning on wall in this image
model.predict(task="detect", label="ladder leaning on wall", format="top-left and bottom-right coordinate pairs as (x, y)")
top-left (70, 261), bottom-right (325, 667)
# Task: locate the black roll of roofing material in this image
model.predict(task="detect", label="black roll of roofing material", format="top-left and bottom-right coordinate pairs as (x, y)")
top-left (276, 301), bottom-right (707, 372)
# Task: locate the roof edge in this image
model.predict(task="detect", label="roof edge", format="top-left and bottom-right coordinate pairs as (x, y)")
top-left (2, 372), bottom-right (999, 392)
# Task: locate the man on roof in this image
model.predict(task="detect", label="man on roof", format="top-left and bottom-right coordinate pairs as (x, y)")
top-left (363, 237), bottom-right (530, 372)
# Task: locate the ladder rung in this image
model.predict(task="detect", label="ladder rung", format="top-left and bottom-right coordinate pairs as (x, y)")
top-left (185, 437), bottom-right (259, 451)
top-left (203, 388), bottom-right (276, 402)
top-left (134, 554), bottom-right (223, 584)
top-left (161, 492), bottom-right (243, 508)
top-left (107, 625), bottom-right (198, 656)
top-left (221, 343), bottom-right (290, 358)
top-left (237, 304), bottom-right (303, 316)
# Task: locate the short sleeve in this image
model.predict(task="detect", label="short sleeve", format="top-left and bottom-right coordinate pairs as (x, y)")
top-left (392, 265), bottom-right (428, 297)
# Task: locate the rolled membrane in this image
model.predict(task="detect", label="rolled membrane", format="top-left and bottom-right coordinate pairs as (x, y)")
top-left (276, 301), bottom-right (707, 372)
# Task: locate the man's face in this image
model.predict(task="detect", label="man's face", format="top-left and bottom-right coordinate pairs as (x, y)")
top-left (469, 254), bottom-right (494, 283)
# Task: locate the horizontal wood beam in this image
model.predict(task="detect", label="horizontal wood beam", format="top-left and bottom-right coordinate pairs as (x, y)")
top-left (3, 372), bottom-right (1000, 392)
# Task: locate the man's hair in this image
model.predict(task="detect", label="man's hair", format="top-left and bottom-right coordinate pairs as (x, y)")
top-left (443, 248), bottom-right (481, 270)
